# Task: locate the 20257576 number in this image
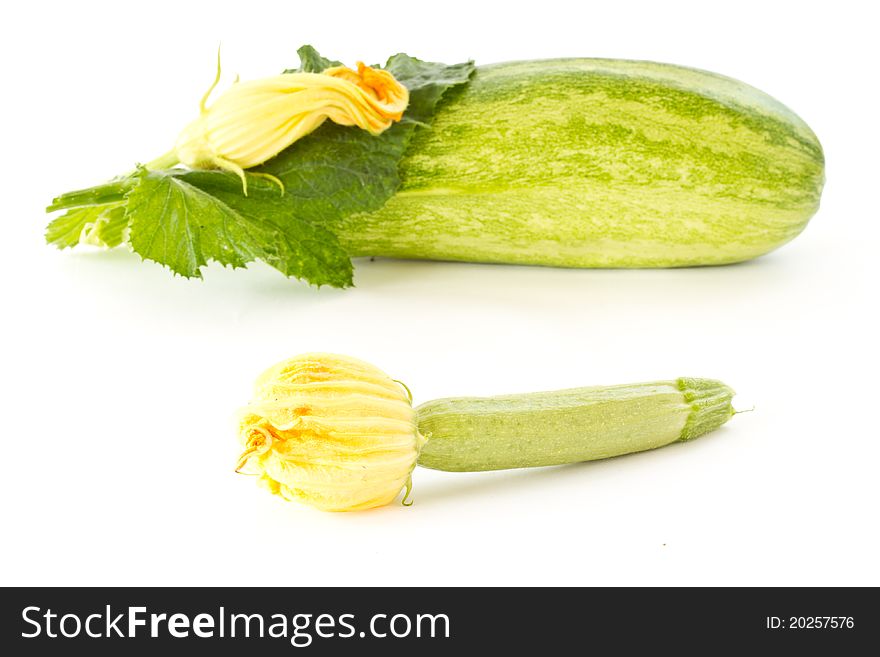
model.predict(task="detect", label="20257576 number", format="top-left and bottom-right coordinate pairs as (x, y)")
top-left (766, 617), bottom-right (855, 630)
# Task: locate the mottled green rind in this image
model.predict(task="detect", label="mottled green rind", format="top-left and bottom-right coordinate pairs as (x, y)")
top-left (416, 378), bottom-right (735, 472)
top-left (334, 59), bottom-right (825, 267)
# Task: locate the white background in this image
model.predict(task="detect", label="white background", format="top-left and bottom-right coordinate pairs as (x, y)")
top-left (1, 0), bottom-right (877, 586)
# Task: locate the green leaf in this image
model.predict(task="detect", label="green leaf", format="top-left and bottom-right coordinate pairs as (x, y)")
top-left (87, 205), bottom-right (129, 247)
top-left (46, 203), bottom-right (125, 249)
top-left (385, 54), bottom-right (477, 123)
top-left (287, 45), bottom-right (342, 74)
top-left (125, 170), bottom-right (352, 286)
top-left (182, 171), bottom-right (353, 285)
top-left (46, 206), bottom-right (104, 249)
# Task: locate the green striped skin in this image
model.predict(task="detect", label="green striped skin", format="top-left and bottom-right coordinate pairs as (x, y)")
top-left (333, 59), bottom-right (824, 267)
top-left (416, 378), bottom-right (735, 472)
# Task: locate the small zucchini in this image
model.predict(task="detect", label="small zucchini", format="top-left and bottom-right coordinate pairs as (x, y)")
top-left (236, 355), bottom-right (737, 511)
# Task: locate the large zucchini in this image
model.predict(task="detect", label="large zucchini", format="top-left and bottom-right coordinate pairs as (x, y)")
top-left (334, 58), bottom-right (824, 267)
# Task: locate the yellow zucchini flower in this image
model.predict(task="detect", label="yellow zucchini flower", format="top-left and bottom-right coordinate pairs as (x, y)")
top-left (150, 56), bottom-right (409, 194)
top-left (236, 354), bottom-right (425, 512)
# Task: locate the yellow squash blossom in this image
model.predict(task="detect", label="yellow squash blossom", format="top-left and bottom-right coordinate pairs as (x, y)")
top-left (236, 353), bottom-right (425, 512)
top-left (149, 57), bottom-right (409, 193)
